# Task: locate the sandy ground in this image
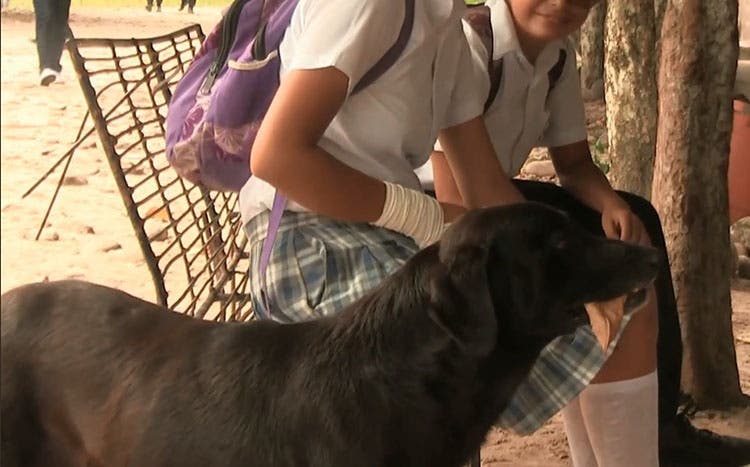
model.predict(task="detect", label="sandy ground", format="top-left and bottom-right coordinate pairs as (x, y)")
top-left (1, 7), bottom-right (749, 465)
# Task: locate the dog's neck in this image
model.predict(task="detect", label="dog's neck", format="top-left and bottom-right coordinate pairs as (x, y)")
top-left (274, 246), bottom-right (571, 465)
top-left (327, 249), bottom-right (451, 359)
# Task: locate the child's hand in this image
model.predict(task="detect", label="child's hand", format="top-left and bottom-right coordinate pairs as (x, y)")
top-left (601, 198), bottom-right (651, 246)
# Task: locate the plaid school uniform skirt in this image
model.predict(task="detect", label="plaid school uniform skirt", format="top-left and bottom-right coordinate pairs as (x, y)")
top-left (243, 210), bottom-right (637, 435)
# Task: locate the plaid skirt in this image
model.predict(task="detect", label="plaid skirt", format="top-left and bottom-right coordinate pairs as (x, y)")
top-left (243, 210), bottom-right (637, 435)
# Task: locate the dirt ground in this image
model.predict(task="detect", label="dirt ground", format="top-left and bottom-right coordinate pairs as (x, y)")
top-left (1, 7), bottom-right (749, 466)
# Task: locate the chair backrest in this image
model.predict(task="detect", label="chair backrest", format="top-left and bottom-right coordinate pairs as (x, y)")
top-left (65, 25), bottom-right (254, 322)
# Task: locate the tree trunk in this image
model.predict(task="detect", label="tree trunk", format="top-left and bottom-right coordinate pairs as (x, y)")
top-left (655, 0), bottom-right (667, 36)
top-left (580, 1), bottom-right (606, 101)
top-left (654, 0), bottom-right (667, 75)
top-left (651, 0), bottom-right (741, 408)
top-left (604, 0), bottom-right (658, 198)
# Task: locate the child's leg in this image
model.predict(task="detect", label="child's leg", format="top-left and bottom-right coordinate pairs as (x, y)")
top-left (617, 191), bottom-right (682, 425)
top-left (562, 376), bottom-right (660, 467)
top-left (578, 371), bottom-right (659, 466)
top-left (561, 397), bottom-right (597, 467)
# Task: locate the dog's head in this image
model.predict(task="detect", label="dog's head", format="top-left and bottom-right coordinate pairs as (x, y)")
top-left (426, 202), bottom-right (660, 357)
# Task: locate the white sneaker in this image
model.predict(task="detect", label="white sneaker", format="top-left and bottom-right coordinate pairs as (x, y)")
top-left (39, 68), bottom-right (59, 86)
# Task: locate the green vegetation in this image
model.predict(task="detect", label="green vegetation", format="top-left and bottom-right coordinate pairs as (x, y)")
top-left (589, 134), bottom-right (610, 175)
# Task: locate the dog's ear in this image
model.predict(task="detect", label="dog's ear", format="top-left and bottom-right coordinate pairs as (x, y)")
top-left (427, 245), bottom-right (497, 357)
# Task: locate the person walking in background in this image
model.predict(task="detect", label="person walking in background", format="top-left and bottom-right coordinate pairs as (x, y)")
top-left (145, 0), bottom-right (163, 12)
top-left (32, 0), bottom-right (71, 86)
top-left (178, 0), bottom-right (196, 14)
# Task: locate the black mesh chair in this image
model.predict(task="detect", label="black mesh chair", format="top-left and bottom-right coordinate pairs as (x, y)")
top-left (64, 24), bottom-right (253, 322)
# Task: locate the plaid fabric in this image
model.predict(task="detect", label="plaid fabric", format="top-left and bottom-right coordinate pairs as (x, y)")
top-left (499, 312), bottom-right (634, 434)
top-left (245, 210), bottom-right (418, 322)
top-left (244, 210), bottom-right (640, 435)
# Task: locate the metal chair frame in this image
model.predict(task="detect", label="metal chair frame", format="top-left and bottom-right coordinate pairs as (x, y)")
top-left (63, 24), bottom-right (253, 321)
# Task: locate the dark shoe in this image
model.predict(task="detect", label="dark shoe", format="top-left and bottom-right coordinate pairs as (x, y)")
top-left (187, 6), bottom-right (194, 13)
top-left (660, 413), bottom-right (750, 466)
top-left (145, 4), bottom-right (152, 11)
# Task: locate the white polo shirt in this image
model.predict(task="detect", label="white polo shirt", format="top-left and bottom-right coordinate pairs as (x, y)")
top-left (239, 0), bottom-right (486, 224)
top-left (416, 0), bottom-right (587, 188)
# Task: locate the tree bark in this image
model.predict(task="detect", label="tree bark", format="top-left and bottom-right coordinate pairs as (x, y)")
top-left (655, 0), bottom-right (667, 36)
top-left (654, 0), bottom-right (667, 75)
top-left (651, 0), bottom-right (741, 407)
top-left (604, 0), bottom-right (658, 198)
top-left (580, 1), bottom-right (606, 101)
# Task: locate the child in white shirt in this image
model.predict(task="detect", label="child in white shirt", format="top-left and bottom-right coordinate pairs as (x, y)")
top-left (240, 0), bottom-right (523, 321)
top-left (428, 0), bottom-right (750, 465)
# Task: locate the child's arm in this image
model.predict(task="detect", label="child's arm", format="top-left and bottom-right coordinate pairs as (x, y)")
top-left (437, 116), bottom-right (525, 209)
top-left (252, 66), bottom-right (466, 228)
top-left (550, 141), bottom-right (650, 245)
top-left (550, 140), bottom-right (622, 213)
top-left (251, 67), bottom-right (388, 223)
top-left (431, 150), bottom-right (464, 206)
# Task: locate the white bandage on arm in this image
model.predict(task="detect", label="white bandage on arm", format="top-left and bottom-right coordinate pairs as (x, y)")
top-left (372, 181), bottom-right (446, 248)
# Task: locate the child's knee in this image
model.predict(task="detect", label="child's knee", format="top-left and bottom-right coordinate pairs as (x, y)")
top-left (617, 191), bottom-right (663, 244)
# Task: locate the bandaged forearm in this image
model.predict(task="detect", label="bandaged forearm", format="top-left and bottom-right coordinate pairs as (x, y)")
top-left (372, 181), bottom-right (445, 248)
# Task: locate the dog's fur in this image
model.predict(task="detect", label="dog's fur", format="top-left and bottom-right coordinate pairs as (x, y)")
top-left (1, 203), bottom-right (660, 467)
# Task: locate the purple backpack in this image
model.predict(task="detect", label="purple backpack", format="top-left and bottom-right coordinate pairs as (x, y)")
top-left (165, 0), bottom-right (415, 192)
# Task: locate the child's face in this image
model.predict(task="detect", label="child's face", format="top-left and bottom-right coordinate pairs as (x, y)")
top-left (507, 0), bottom-right (597, 43)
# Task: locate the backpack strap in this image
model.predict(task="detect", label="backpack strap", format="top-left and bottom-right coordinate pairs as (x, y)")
top-left (547, 48), bottom-right (567, 94)
top-left (485, 59), bottom-right (504, 113)
top-left (258, 190), bottom-right (286, 319)
top-left (463, 5), bottom-right (503, 113)
top-left (200, 0), bottom-right (254, 94)
top-left (351, 0), bottom-right (415, 94)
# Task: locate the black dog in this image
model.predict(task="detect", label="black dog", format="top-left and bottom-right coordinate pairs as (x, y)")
top-left (1, 203), bottom-right (660, 467)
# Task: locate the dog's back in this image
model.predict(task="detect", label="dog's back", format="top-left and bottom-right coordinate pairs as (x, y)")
top-left (2, 280), bottom-right (448, 467)
top-left (1, 281), bottom-right (278, 467)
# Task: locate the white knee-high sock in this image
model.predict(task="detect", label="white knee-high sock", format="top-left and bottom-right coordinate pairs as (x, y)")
top-left (578, 370), bottom-right (659, 467)
top-left (562, 396), bottom-right (598, 467)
